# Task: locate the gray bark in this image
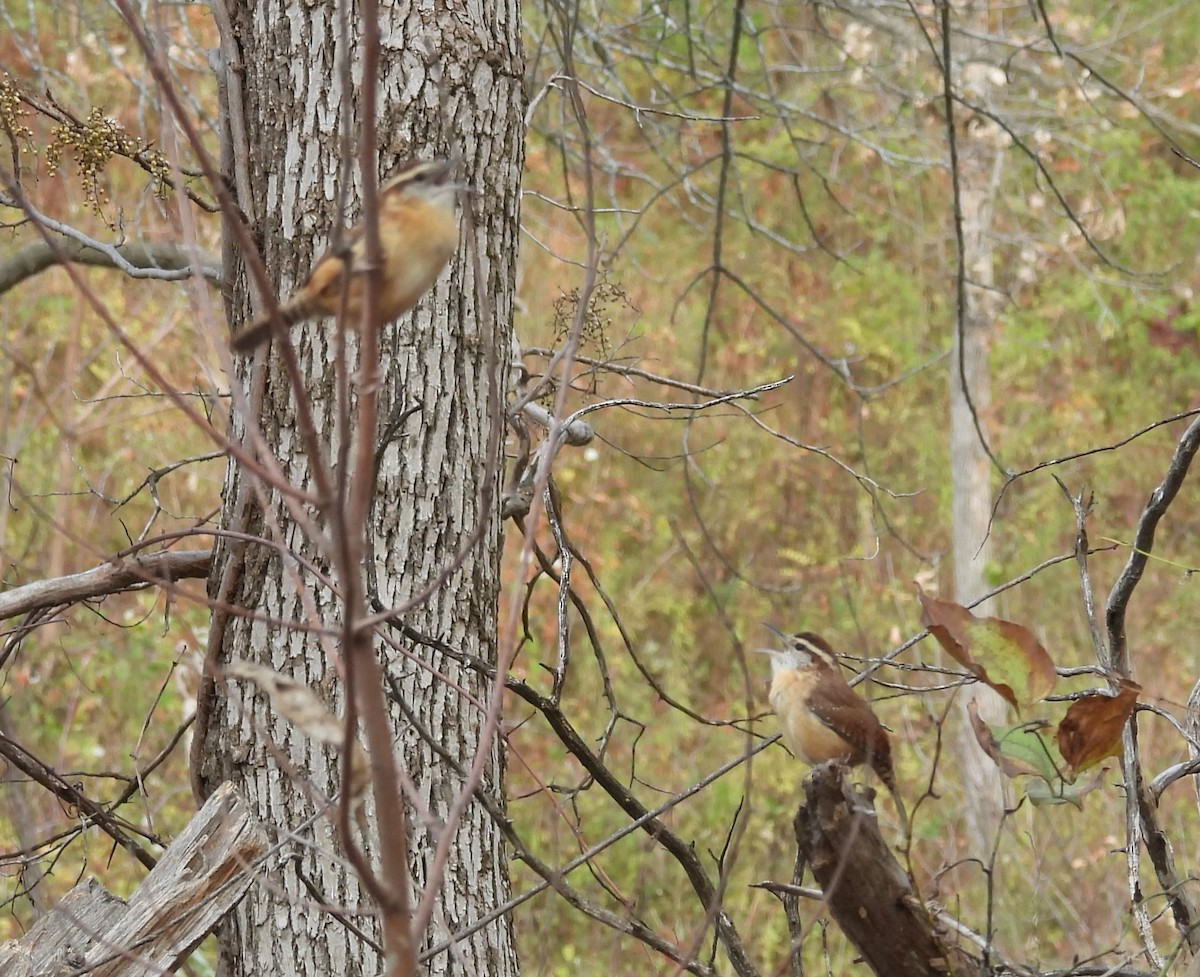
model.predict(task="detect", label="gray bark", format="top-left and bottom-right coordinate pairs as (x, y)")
top-left (948, 207), bottom-right (1007, 851)
top-left (0, 783), bottom-right (268, 977)
top-left (194, 2), bottom-right (524, 976)
top-left (948, 48), bottom-right (1009, 856)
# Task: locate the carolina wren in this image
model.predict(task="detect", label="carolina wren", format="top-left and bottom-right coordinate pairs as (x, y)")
top-left (758, 627), bottom-right (907, 830)
top-left (231, 156), bottom-right (462, 353)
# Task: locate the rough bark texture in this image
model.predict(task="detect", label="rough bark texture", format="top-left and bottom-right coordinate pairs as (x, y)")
top-left (195, 2), bottom-right (523, 976)
top-left (795, 765), bottom-right (983, 977)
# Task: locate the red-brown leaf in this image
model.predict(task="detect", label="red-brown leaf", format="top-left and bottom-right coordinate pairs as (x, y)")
top-left (1057, 681), bottom-right (1140, 781)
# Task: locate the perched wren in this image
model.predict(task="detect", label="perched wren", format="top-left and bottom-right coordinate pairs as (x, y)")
top-left (232, 156), bottom-right (462, 353)
top-left (758, 626), bottom-right (907, 830)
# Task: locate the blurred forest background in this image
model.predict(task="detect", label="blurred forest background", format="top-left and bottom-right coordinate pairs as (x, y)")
top-left (2, 1), bottom-right (1200, 974)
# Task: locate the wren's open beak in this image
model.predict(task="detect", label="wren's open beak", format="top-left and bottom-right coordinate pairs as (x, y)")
top-left (752, 623), bottom-right (788, 657)
top-left (762, 622), bottom-right (787, 642)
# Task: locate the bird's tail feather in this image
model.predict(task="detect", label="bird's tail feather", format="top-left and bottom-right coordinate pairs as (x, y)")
top-left (230, 294), bottom-right (318, 353)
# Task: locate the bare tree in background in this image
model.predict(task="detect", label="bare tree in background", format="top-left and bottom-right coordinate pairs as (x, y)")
top-left (940, 0), bottom-right (1011, 850)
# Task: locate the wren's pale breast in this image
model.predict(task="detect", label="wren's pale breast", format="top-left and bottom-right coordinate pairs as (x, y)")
top-left (376, 191), bottom-right (459, 321)
top-left (768, 668), bottom-right (865, 765)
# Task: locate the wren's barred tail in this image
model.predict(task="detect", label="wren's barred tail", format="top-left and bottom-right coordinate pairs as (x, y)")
top-left (231, 156), bottom-right (462, 354)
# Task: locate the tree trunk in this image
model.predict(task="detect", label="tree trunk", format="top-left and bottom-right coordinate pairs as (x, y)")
top-left (948, 93), bottom-right (1008, 852)
top-left (193, 3), bottom-right (524, 976)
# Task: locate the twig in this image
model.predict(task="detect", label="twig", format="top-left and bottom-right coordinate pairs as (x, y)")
top-left (1105, 413), bottom-right (1200, 673)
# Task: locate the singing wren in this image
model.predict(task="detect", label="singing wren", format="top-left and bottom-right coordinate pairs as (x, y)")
top-left (232, 156), bottom-right (462, 353)
top-left (758, 626), bottom-right (907, 830)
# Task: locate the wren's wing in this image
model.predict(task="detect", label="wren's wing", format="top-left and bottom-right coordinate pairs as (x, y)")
top-left (310, 229), bottom-right (364, 301)
top-left (806, 680), bottom-right (893, 779)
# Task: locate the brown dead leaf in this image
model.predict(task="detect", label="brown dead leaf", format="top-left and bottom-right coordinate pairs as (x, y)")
top-left (1057, 680), bottom-right (1140, 781)
top-left (969, 699), bottom-right (1022, 776)
top-left (226, 660), bottom-right (369, 805)
top-left (226, 661), bottom-right (341, 743)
